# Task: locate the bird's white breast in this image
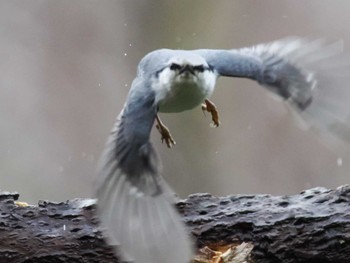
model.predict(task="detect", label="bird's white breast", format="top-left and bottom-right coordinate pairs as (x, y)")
top-left (153, 68), bottom-right (217, 113)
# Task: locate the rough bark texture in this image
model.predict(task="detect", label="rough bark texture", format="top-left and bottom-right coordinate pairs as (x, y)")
top-left (182, 185), bottom-right (350, 263)
top-left (0, 185), bottom-right (349, 263)
top-left (0, 193), bottom-right (115, 263)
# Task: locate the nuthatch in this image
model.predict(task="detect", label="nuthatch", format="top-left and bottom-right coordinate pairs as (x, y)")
top-left (97, 38), bottom-right (350, 263)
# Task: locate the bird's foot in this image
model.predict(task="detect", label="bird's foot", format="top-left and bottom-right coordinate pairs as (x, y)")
top-left (156, 115), bottom-right (176, 148)
top-left (202, 99), bottom-right (220, 127)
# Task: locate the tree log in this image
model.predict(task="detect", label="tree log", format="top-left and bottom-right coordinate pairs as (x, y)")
top-left (0, 185), bottom-right (349, 263)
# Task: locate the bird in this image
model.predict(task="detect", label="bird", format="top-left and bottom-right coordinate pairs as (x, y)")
top-left (96, 38), bottom-right (350, 263)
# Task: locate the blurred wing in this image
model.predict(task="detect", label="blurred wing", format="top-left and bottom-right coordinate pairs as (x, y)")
top-left (197, 38), bottom-right (350, 144)
top-left (96, 78), bottom-right (193, 263)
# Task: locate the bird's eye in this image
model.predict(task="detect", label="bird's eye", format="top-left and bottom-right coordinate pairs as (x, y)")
top-left (193, 65), bottom-right (205, 72)
top-left (170, 63), bottom-right (182, 71)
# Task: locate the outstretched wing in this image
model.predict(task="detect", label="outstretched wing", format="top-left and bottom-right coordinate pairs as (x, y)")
top-left (96, 78), bottom-right (193, 263)
top-left (196, 38), bottom-right (350, 143)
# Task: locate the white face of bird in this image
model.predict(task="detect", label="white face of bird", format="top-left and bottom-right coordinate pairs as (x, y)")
top-left (153, 55), bottom-right (217, 113)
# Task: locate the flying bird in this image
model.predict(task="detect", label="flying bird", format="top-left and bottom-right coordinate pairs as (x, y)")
top-left (96, 38), bottom-right (350, 263)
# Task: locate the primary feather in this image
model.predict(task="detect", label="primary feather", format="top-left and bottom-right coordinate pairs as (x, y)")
top-left (250, 38), bottom-right (350, 143)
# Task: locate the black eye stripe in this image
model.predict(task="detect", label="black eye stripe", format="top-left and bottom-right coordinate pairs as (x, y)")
top-left (169, 63), bottom-right (210, 73)
top-left (170, 63), bottom-right (182, 71)
top-left (193, 65), bottom-right (205, 72)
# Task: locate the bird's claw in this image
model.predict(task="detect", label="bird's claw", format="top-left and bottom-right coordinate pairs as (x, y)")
top-left (202, 99), bottom-right (220, 127)
top-left (156, 116), bottom-right (176, 148)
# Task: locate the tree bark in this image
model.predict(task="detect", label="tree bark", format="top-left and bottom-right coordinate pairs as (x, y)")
top-left (0, 185), bottom-right (349, 263)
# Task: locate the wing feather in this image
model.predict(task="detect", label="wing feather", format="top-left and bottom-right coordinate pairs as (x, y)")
top-left (197, 38), bottom-right (350, 144)
top-left (96, 78), bottom-right (193, 263)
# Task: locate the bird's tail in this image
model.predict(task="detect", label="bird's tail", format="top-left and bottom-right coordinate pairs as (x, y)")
top-left (250, 38), bottom-right (350, 144)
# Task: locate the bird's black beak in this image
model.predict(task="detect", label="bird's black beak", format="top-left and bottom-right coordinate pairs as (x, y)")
top-left (179, 65), bottom-right (195, 75)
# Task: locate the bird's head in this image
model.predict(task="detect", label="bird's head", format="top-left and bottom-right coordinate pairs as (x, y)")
top-left (159, 54), bottom-right (214, 84)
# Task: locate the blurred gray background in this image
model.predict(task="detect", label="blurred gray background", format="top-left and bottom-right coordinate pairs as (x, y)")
top-left (1, 0), bottom-right (349, 203)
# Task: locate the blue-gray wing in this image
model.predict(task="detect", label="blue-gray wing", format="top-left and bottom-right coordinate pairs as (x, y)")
top-left (196, 38), bottom-right (350, 143)
top-left (96, 78), bottom-right (193, 263)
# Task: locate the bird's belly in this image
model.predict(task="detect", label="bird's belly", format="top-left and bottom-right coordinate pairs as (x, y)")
top-left (158, 82), bottom-right (210, 113)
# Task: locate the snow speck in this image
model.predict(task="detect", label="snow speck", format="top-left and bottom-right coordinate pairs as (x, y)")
top-left (337, 158), bottom-right (343, 167)
top-left (63, 224), bottom-right (66, 231)
top-left (124, 53), bottom-right (127, 56)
